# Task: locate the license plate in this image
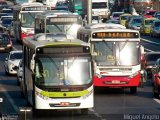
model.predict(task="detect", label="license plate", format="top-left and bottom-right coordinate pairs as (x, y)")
top-left (60, 102), bottom-right (70, 106)
top-left (112, 80), bottom-right (120, 84)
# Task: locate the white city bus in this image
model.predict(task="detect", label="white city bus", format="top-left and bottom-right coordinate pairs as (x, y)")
top-left (77, 23), bottom-right (141, 93)
top-left (22, 33), bottom-right (93, 114)
top-left (13, 2), bottom-right (51, 43)
top-left (35, 10), bottom-right (82, 38)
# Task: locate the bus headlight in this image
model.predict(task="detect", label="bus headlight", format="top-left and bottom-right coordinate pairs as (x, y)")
top-left (140, 70), bottom-right (144, 74)
top-left (81, 90), bottom-right (93, 99)
top-left (128, 72), bottom-right (139, 78)
top-left (35, 91), bottom-right (50, 100)
top-left (95, 73), bottom-right (102, 78)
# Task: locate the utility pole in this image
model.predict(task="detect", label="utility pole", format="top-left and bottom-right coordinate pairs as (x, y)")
top-left (87, 0), bottom-right (92, 24)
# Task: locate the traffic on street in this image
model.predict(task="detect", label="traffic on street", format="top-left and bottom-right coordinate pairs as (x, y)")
top-left (0, 0), bottom-right (160, 120)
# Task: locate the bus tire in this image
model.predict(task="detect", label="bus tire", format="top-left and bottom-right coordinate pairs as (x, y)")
top-left (81, 108), bottom-right (88, 115)
top-left (153, 92), bottom-right (159, 98)
top-left (130, 87), bottom-right (137, 94)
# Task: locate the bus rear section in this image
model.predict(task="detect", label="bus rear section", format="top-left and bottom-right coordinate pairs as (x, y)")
top-left (23, 33), bottom-right (93, 114)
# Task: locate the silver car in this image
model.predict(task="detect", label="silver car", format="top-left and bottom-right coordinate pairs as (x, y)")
top-left (17, 59), bottom-right (23, 85)
top-left (4, 50), bottom-right (22, 75)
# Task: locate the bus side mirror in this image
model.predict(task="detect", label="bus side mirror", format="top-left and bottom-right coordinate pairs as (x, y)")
top-left (30, 59), bottom-right (35, 72)
top-left (92, 52), bottom-right (98, 56)
top-left (158, 72), bottom-right (160, 77)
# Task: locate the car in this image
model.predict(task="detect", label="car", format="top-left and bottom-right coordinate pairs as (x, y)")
top-left (7, 21), bottom-right (14, 37)
top-left (125, 15), bottom-right (140, 28)
top-left (110, 12), bottom-right (124, 20)
top-left (1, 17), bottom-right (13, 28)
top-left (0, 15), bottom-right (13, 24)
top-left (1, 8), bottom-right (13, 16)
top-left (83, 15), bottom-right (103, 26)
top-left (17, 59), bottom-right (23, 85)
top-left (128, 16), bottom-right (143, 30)
top-left (119, 13), bottom-right (132, 26)
top-left (150, 20), bottom-right (160, 37)
top-left (106, 19), bottom-right (120, 24)
top-left (143, 10), bottom-right (157, 18)
top-left (153, 11), bottom-right (160, 18)
top-left (140, 17), bottom-right (158, 35)
top-left (0, 1), bottom-right (9, 10)
top-left (0, 13), bottom-right (8, 19)
top-left (4, 50), bottom-right (23, 75)
top-left (143, 52), bottom-right (160, 78)
top-left (55, 5), bottom-right (69, 11)
top-left (0, 33), bottom-right (12, 52)
top-left (152, 58), bottom-right (160, 98)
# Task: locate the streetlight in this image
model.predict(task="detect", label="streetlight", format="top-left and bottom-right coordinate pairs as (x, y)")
top-left (18, 107), bottom-right (32, 120)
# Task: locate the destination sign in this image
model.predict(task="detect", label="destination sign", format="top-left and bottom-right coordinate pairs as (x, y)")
top-left (22, 6), bottom-right (50, 11)
top-left (37, 46), bottom-right (90, 54)
top-left (92, 32), bottom-right (139, 39)
top-left (49, 17), bottom-right (78, 23)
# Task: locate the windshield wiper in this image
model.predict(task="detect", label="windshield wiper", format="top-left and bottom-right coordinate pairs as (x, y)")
top-left (116, 40), bottom-right (129, 65)
top-left (53, 24), bottom-right (63, 32)
top-left (118, 40), bottom-right (128, 52)
top-left (102, 39), bottom-right (114, 54)
top-left (28, 12), bottom-right (35, 20)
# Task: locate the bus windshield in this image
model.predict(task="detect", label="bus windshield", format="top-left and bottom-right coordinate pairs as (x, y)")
top-left (35, 56), bottom-right (91, 86)
top-left (21, 12), bottom-right (37, 28)
top-left (92, 2), bottom-right (107, 9)
top-left (92, 41), bottom-right (140, 66)
top-left (74, 0), bottom-right (82, 5)
top-left (46, 23), bottom-right (81, 38)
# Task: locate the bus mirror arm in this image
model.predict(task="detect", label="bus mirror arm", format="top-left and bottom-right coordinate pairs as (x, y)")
top-left (30, 59), bottom-right (35, 72)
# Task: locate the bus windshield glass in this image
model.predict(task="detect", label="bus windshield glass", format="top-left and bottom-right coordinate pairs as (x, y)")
top-left (75, 0), bottom-right (82, 5)
top-left (21, 12), bottom-right (37, 28)
top-left (46, 23), bottom-right (81, 38)
top-left (92, 2), bottom-right (107, 9)
top-left (35, 56), bottom-right (91, 86)
top-left (92, 41), bottom-right (140, 66)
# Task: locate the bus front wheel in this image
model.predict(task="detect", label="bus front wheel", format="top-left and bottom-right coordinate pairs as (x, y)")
top-left (130, 87), bottom-right (137, 94)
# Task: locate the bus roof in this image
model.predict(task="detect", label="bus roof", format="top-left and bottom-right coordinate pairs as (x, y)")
top-left (13, 2), bottom-right (47, 11)
top-left (78, 23), bottom-right (139, 33)
top-left (35, 10), bottom-right (79, 19)
top-left (85, 23), bottom-right (126, 29)
top-left (23, 33), bottom-right (89, 49)
top-left (21, 2), bottom-right (43, 6)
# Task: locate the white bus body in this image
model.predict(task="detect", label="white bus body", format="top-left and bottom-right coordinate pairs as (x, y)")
top-left (92, 0), bottom-right (110, 20)
top-left (35, 10), bottom-right (82, 38)
top-left (13, 2), bottom-right (51, 43)
top-left (22, 33), bottom-right (93, 114)
top-left (42, 0), bottom-right (58, 9)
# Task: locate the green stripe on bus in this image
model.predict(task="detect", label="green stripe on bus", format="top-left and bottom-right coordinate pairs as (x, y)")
top-left (45, 43), bottom-right (81, 46)
top-left (41, 90), bottom-right (89, 98)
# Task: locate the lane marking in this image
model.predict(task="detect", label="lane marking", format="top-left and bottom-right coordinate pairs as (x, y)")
top-left (144, 48), bottom-right (154, 52)
top-left (141, 38), bottom-right (158, 52)
top-left (12, 46), bottom-right (18, 51)
top-left (89, 108), bottom-right (107, 120)
top-left (141, 38), bottom-right (160, 45)
top-left (153, 98), bottom-right (160, 104)
top-left (0, 87), bottom-right (18, 112)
